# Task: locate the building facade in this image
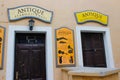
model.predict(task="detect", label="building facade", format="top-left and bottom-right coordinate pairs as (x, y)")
top-left (0, 0), bottom-right (120, 80)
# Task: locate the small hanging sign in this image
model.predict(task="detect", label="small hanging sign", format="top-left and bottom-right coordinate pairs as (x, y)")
top-left (0, 26), bottom-right (5, 69)
top-left (55, 27), bottom-right (75, 67)
top-left (75, 10), bottom-right (108, 26)
top-left (8, 5), bottom-right (53, 23)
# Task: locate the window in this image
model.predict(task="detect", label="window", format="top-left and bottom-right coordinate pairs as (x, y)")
top-left (76, 26), bottom-right (114, 68)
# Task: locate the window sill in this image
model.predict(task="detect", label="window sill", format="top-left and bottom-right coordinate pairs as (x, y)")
top-left (61, 67), bottom-right (120, 77)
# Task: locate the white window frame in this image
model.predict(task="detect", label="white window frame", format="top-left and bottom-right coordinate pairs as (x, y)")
top-left (6, 25), bottom-right (54, 80)
top-left (76, 26), bottom-right (114, 68)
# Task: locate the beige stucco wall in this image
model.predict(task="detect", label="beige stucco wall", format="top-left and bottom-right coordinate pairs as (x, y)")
top-left (0, 0), bottom-right (120, 80)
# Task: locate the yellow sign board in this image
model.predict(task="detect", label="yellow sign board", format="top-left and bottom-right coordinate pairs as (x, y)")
top-left (8, 5), bottom-right (53, 23)
top-left (56, 27), bottom-right (75, 67)
top-left (0, 26), bottom-right (5, 69)
top-left (75, 10), bottom-right (108, 25)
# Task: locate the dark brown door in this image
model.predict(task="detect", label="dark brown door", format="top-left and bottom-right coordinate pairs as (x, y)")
top-left (81, 33), bottom-right (107, 67)
top-left (14, 33), bottom-right (46, 80)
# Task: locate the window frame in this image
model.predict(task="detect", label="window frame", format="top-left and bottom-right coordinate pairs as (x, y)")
top-left (76, 26), bottom-right (114, 68)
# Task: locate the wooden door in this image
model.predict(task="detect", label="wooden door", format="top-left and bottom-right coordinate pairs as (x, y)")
top-left (81, 33), bottom-right (107, 67)
top-left (14, 33), bottom-right (46, 80)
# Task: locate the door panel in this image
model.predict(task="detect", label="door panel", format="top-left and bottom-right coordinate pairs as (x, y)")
top-left (81, 33), bottom-right (107, 67)
top-left (83, 51), bottom-right (94, 67)
top-left (16, 49), bottom-right (29, 79)
top-left (14, 33), bottom-right (46, 80)
top-left (30, 47), bottom-right (46, 79)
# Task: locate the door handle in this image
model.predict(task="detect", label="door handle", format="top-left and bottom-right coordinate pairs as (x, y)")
top-left (83, 49), bottom-right (97, 52)
top-left (83, 49), bottom-right (94, 51)
top-left (16, 71), bottom-right (18, 80)
top-left (94, 49), bottom-right (97, 52)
